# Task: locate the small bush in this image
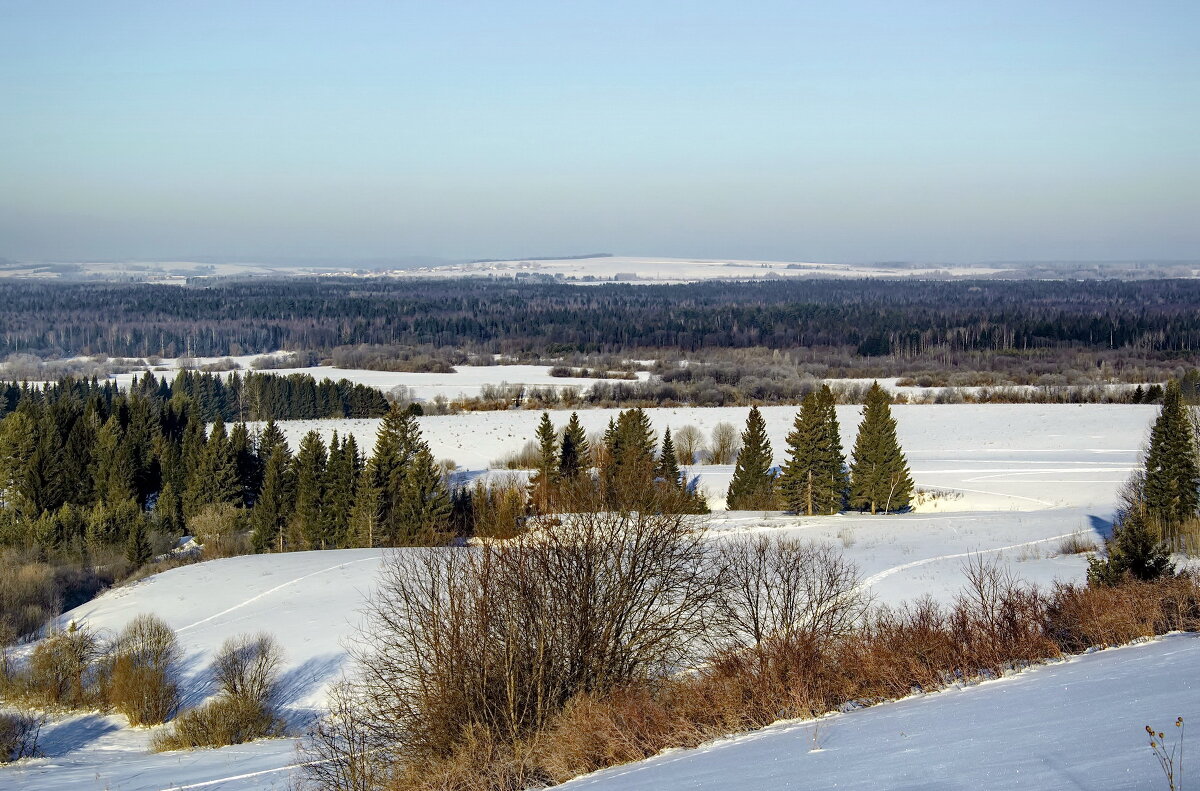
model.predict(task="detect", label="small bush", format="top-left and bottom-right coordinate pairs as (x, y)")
top-left (0, 711), bottom-right (44, 763)
top-left (1057, 532), bottom-right (1100, 555)
top-left (152, 694), bottom-right (285, 751)
top-left (152, 632), bottom-right (285, 751)
top-left (25, 622), bottom-right (101, 708)
top-left (105, 614), bottom-right (181, 726)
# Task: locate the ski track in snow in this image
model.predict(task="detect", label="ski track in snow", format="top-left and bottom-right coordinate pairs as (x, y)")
top-left (855, 530), bottom-right (1084, 593)
top-left (175, 556), bottom-right (378, 633)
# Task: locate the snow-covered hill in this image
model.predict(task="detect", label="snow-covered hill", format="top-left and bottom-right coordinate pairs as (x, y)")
top-left (2, 404), bottom-right (1171, 790)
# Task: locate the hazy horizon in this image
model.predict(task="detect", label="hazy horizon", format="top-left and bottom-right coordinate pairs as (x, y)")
top-left (2, 1), bottom-right (1197, 263)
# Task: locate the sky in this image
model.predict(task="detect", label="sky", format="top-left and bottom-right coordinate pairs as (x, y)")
top-left (1, 1), bottom-right (1197, 264)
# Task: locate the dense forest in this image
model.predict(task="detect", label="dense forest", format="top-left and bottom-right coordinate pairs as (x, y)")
top-left (2, 278), bottom-right (1200, 365)
top-left (0, 370), bottom-right (389, 423)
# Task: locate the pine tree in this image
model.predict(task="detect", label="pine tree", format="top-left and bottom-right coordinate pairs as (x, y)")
top-left (656, 427), bottom-right (684, 488)
top-left (292, 430), bottom-right (328, 548)
top-left (528, 412), bottom-right (559, 513)
top-left (1087, 505), bottom-right (1175, 585)
top-left (558, 411), bottom-right (589, 479)
top-left (849, 382), bottom-right (913, 514)
top-left (125, 518), bottom-right (153, 566)
top-left (780, 385), bottom-right (847, 515)
top-left (726, 406), bottom-right (778, 510)
top-left (251, 445), bottom-right (293, 552)
top-left (1142, 380), bottom-right (1200, 531)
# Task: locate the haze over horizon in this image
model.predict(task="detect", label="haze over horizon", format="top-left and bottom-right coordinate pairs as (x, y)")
top-left (2, 1), bottom-right (1197, 264)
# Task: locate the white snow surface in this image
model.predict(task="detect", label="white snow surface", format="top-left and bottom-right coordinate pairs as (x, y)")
top-left (3, 404), bottom-right (1178, 791)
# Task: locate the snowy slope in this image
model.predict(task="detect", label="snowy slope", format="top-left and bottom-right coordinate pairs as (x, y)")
top-left (562, 634), bottom-right (1200, 791)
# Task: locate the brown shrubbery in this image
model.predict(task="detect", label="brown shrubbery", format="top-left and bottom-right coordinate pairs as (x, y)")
top-left (104, 614), bottom-right (181, 726)
top-left (152, 632), bottom-right (286, 751)
top-left (301, 530), bottom-right (1200, 791)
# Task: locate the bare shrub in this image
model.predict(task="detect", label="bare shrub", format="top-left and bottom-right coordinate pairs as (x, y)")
top-left (26, 622), bottom-right (101, 708)
top-left (188, 503), bottom-right (249, 559)
top-left (0, 558), bottom-right (58, 642)
top-left (105, 614), bottom-right (181, 725)
top-left (299, 681), bottom-right (392, 791)
top-left (152, 694), bottom-right (286, 751)
top-left (949, 556), bottom-right (1057, 670)
top-left (213, 632), bottom-right (283, 706)
top-left (491, 439), bottom-right (541, 470)
top-left (306, 508), bottom-right (716, 788)
top-left (0, 711), bottom-right (44, 763)
top-left (152, 632), bottom-right (285, 751)
top-left (707, 422), bottom-right (741, 464)
top-left (1057, 532), bottom-right (1100, 555)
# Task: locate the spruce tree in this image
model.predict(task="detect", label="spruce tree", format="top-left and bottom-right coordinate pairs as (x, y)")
top-left (558, 411), bottom-right (589, 479)
top-left (391, 446), bottom-right (451, 545)
top-left (323, 432), bottom-right (358, 549)
top-left (529, 412), bottom-right (559, 513)
top-left (780, 385), bottom-right (847, 515)
top-left (656, 427), bottom-right (684, 488)
top-left (251, 445), bottom-right (293, 552)
top-left (849, 382), bottom-right (913, 514)
top-left (125, 518), bottom-right (153, 566)
top-left (229, 422), bottom-right (257, 507)
top-left (1087, 505), bottom-right (1175, 585)
top-left (292, 430), bottom-right (328, 548)
top-left (605, 408), bottom-right (657, 509)
top-left (1142, 380), bottom-right (1200, 531)
top-left (725, 406), bottom-right (778, 510)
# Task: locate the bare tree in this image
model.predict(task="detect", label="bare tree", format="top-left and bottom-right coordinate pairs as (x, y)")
top-left (707, 422), bottom-right (741, 465)
top-left (673, 424), bottom-right (706, 465)
top-left (714, 536), bottom-right (867, 650)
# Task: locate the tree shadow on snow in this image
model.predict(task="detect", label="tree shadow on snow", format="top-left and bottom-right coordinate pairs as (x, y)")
top-left (36, 714), bottom-right (121, 757)
top-left (275, 653), bottom-right (346, 728)
top-left (1088, 513), bottom-right (1114, 540)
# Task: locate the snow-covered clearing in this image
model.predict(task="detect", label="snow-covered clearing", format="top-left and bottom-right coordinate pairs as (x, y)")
top-left (3, 404), bottom-right (1176, 791)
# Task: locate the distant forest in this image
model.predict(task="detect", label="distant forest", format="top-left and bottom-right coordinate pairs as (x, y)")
top-left (2, 278), bottom-right (1199, 365)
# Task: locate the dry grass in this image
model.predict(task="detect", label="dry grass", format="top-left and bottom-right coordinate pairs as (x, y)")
top-left (0, 711), bottom-right (43, 763)
top-left (1057, 532), bottom-right (1101, 555)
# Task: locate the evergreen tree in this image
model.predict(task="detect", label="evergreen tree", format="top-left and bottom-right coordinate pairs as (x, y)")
top-left (94, 416), bottom-right (136, 504)
top-left (229, 422), bottom-right (257, 507)
top-left (155, 480), bottom-right (184, 536)
top-left (183, 418), bottom-right (240, 516)
top-left (725, 406), bottom-right (778, 510)
top-left (1142, 380), bottom-right (1200, 531)
top-left (390, 446), bottom-right (451, 545)
top-left (528, 412), bottom-right (559, 512)
top-left (125, 518), bottom-right (153, 566)
top-left (558, 411), bottom-right (589, 479)
top-left (257, 419), bottom-right (287, 464)
top-left (780, 385), bottom-right (847, 515)
top-left (251, 445), bottom-right (293, 552)
top-left (1087, 505), bottom-right (1175, 586)
top-left (656, 427), bottom-right (684, 488)
top-left (292, 430), bottom-right (329, 548)
top-left (369, 404), bottom-right (420, 532)
top-left (323, 432), bottom-right (358, 548)
top-left (848, 382), bottom-right (913, 514)
top-left (605, 409), bottom-right (657, 509)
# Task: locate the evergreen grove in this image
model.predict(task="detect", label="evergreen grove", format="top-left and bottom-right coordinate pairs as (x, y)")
top-left (724, 382), bottom-right (912, 514)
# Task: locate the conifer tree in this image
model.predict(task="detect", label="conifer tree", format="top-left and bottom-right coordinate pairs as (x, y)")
top-left (725, 406), bottom-right (778, 510)
top-left (125, 518), bottom-right (153, 566)
top-left (390, 446), bottom-right (451, 545)
top-left (251, 445), bottom-right (293, 552)
top-left (656, 427), bottom-right (684, 488)
top-left (1087, 505), bottom-right (1175, 586)
top-left (1142, 380), bottom-right (1200, 531)
top-left (229, 422), bottom-right (257, 507)
top-left (155, 480), bottom-right (184, 536)
top-left (780, 385), bottom-right (847, 515)
top-left (293, 430), bottom-right (329, 548)
top-left (605, 408), bottom-right (657, 509)
top-left (849, 382), bottom-right (913, 514)
top-left (558, 412), bottom-right (589, 479)
top-left (529, 412), bottom-right (559, 512)
top-left (184, 418), bottom-right (240, 516)
top-left (323, 432), bottom-right (358, 549)
top-left (94, 416), bottom-right (136, 504)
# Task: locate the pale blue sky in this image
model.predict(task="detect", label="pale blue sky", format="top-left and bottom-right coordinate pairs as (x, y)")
top-left (1, 1), bottom-right (1197, 263)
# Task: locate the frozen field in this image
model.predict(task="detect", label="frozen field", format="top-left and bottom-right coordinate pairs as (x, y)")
top-left (2, 404), bottom-right (1173, 791)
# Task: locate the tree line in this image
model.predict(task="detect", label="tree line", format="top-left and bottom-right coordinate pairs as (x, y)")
top-left (3, 278), bottom-right (1200, 361)
top-left (0, 369), bottom-right (389, 424)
